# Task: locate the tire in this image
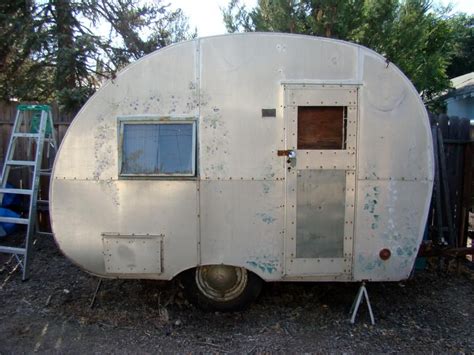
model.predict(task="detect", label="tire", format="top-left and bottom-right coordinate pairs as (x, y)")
top-left (181, 265), bottom-right (263, 312)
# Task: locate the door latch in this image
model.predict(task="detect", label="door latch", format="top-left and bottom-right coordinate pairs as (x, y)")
top-left (277, 150), bottom-right (296, 158)
top-left (278, 149), bottom-right (296, 170)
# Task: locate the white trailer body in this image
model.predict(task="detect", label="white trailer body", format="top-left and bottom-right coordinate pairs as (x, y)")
top-left (50, 33), bottom-right (433, 289)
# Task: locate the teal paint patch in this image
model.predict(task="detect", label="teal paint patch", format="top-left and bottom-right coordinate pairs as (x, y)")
top-left (363, 191), bottom-right (378, 214)
top-left (262, 183), bottom-right (270, 194)
top-left (364, 187), bottom-right (383, 234)
top-left (364, 259), bottom-right (384, 271)
top-left (247, 261), bottom-right (259, 269)
top-left (206, 117), bottom-right (220, 129)
top-left (358, 254), bottom-right (384, 272)
top-left (256, 212), bottom-right (276, 224)
top-left (264, 165), bottom-right (276, 179)
top-left (392, 233), bottom-right (402, 241)
top-left (403, 245), bottom-right (414, 257)
top-left (246, 256), bottom-right (278, 274)
top-left (372, 215), bottom-right (380, 229)
top-left (209, 163), bottom-right (224, 172)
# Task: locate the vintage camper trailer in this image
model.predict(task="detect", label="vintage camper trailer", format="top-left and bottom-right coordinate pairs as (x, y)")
top-left (50, 33), bottom-right (434, 310)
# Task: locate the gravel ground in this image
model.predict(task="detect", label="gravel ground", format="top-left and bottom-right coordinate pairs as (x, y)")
top-left (0, 235), bottom-right (473, 353)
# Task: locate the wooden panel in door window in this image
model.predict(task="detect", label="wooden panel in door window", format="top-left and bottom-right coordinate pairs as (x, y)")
top-left (298, 106), bottom-right (344, 149)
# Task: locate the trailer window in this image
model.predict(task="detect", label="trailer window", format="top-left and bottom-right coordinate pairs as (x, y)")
top-left (120, 122), bottom-right (195, 176)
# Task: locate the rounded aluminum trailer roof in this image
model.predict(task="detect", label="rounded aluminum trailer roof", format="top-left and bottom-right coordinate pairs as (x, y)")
top-left (50, 33), bottom-right (433, 282)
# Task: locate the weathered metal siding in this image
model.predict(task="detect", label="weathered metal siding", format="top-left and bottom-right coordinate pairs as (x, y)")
top-left (198, 36), bottom-right (286, 279)
top-left (198, 35), bottom-right (361, 280)
top-left (51, 41), bottom-right (200, 278)
top-left (199, 180), bottom-right (285, 278)
top-left (353, 54), bottom-right (434, 281)
top-left (353, 180), bottom-right (432, 280)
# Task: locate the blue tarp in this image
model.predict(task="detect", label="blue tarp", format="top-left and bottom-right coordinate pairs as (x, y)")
top-left (1, 183), bottom-right (21, 207)
top-left (0, 207), bottom-right (20, 236)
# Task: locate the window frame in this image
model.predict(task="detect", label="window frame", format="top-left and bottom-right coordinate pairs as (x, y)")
top-left (117, 115), bottom-right (197, 178)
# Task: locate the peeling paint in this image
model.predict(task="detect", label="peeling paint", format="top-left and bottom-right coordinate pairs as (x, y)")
top-left (209, 163), bottom-right (225, 172)
top-left (246, 255), bottom-right (278, 273)
top-left (256, 212), bottom-right (276, 224)
top-left (201, 100), bottom-right (230, 177)
top-left (262, 183), bottom-right (270, 194)
top-left (357, 254), bottom-right (385, 272)
top-left (264, 164), bottom-right (276, 179)
top-left (206, 117), bottom-right (220, 129)
top-left (363, 194), bottom-right (378, 213)
top-left (93, 115), bottom-right (114, 180)
top-left (99, 179), bottom-right (120, 207)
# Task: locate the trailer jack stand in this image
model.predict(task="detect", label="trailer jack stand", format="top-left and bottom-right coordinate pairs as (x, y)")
top-left (349, 281), bottom-right (375, 325)
top-left (89, 278), bottom-right (103, 309)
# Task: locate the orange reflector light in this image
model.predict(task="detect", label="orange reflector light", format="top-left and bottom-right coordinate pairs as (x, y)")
top-left (379, 248), bottom-right (391, 260)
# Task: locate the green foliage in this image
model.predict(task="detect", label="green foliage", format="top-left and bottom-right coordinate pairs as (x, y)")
top-left (354, 0), bottom-right (456, 102)
top-left (0, 0), bottom-right (53, 102)
top-left (447, 14), bottom-right (474, 78)
top-left (223, 0), bottom-right (470, 103)
top-left (0, 0), bottom-right (195, 114)
top-left (302, 0), bottom-right (366, 38)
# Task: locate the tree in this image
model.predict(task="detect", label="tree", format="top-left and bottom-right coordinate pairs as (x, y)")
top-left (223, 0), bottom-right (367, 37)
top-left (0, 0), bottom-right (53, 102)
top-left (353, 0), bottom-right (456, 102)
top-left (84, 0), bottom-right (194, 68)
top-left (446, 14), bottom-right (474, 78)
top-left (223, 0), bottom-right (462, 103)
top-left (0, 0), bottom-right (194, 114)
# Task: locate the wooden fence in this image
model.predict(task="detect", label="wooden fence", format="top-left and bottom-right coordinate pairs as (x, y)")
top-left (428, 114), bottom-right (473, 250)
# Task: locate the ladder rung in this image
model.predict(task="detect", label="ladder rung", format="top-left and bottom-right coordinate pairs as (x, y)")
top-left (0, 246), bottom-right (26, 255)
top-left (6, 160), bottom-right (36, 166)
top-left (40, 171), bottom-right (52, 176)
top-left (37, 200), bottom-right (49, 204)
top-left (37, 231), bottom-right (53, 237)
top-left (9, 166), bottom-right (30, 171)
top-left (0, 216), bottom-right (29, 225)
top-left (0, 188), bottom-right (33, 195)
top-left (13, 133), bottom-right (40, 138)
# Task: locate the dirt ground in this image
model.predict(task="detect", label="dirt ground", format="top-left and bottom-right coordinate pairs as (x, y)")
top-left (0, 236), bottom-right (473, 354)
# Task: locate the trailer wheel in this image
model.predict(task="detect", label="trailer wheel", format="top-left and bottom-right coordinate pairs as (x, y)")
top-left (181, 265), bottom-right (263, 311)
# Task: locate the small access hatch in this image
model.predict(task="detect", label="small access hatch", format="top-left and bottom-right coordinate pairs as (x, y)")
top-left (102, 233), bottom-right (164, 274)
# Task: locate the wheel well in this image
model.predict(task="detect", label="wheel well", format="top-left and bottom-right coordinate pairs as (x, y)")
top-left (174, 264), bottom-right (264, 283)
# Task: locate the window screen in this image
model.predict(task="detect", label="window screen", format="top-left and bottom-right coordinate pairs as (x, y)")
top-left (121, 122), bottom-right (195, 176)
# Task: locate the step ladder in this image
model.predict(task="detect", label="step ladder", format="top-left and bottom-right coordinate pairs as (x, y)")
top-left (0, 104), bottom-right (57, 280)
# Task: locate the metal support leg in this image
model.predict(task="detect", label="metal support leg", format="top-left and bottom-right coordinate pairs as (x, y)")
top-left (89, 278), bottom-right (103, 309)
top-left (350, 281), bottom-right (375, 325)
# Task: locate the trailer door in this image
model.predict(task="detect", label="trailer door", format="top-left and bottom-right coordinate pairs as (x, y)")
top-left (283, 84), bottom-right (358, 279)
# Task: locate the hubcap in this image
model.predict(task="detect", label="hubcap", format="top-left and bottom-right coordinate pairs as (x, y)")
top-left (196, 265), bottom-right (248, 302)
